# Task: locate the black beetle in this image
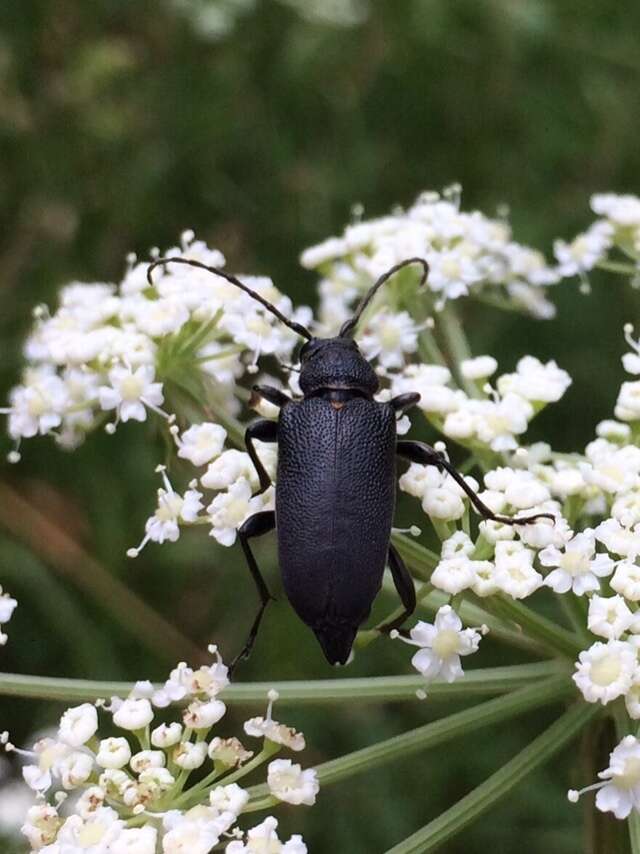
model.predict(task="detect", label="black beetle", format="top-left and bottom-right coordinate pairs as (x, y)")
top-left (147, 257), bottom-right (551, 667)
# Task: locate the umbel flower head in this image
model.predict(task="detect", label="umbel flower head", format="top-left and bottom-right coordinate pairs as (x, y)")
top-left (4, 648), bottom-right (317, 853)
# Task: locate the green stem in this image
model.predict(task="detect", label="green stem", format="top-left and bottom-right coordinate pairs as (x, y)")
top-left (557, 593), bottom-right (590, 645)
top-left (247, 675), bottom-right (574, 801)
top-left (597, 260), bottom-right (639, 276)
top-left (0, 662), bottom-right (564, 705)
top-left (434, 302), bottom-right (479, 397)
top-left (492, 594), bottom-right (583, 658)
top-left (385, 700), bottom-right (599, 853)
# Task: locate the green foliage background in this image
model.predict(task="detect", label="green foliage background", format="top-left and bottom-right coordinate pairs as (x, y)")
top-left (1, 1), bottom-right (640, 851)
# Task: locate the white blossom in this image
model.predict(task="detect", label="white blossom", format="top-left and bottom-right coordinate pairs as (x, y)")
top-left (573, 640), bottom-right (639, 704)
top-left (267, 759), bottom-right (319, 806)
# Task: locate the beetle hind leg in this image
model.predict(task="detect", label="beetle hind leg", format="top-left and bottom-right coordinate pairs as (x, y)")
top-left (377, 543), bottom-right (417, 636)
top-left (229, 510), bottom-right (276, 674)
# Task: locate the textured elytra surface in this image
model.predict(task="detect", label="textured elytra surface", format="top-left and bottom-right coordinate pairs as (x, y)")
top-left (276, 397), bottom-right (397, 641)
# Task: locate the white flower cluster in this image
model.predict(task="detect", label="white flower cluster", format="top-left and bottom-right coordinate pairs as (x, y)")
top-left (392, 355), bottom-right (572, 454)
top-left (554, 192), bottom-right (640, 285)
top-left (0, 587), bottom-right (17, 646)
top-left (301, 186), bottom-right (560, 324)
top-left (0, 231), bottom-right (308, 458)
top-left (4, 651), bottom-right (317, 853)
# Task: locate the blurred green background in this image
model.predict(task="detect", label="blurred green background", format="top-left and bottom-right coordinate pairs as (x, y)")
top-left (1, 1), bottom-right (640, 851)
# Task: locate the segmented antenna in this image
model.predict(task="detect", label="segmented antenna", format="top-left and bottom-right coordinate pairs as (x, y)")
top-left (146, 257), bottom-right (313, 340)
top-left (339, 258), bottom-right (429, 338)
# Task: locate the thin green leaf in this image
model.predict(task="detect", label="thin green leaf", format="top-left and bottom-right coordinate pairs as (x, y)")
top-left (385, 701), bottom-right (599, 853)
top-left (0, 661), bottom-right (564, 704)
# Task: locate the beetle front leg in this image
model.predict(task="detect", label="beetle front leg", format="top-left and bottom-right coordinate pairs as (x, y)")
top-left (251, 384), bottom-right (292, 409)
top-left (230, 510), bottom-right (276, 673)
top-left (389, 392), bottom-right (420, 416)
top-left (245, 418), bottom-right (278, 496)
top-left (377, 543), bottom-right (417, 636)
top-left (396, 439), bottom-right (554, 525)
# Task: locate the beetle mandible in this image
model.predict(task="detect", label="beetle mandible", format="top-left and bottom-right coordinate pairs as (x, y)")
top-left (147, 256), bottom-right (552, 668)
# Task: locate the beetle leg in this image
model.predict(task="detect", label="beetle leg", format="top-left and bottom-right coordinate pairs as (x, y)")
top-left (251, 384), bottom-right (292, 408)
top-left (230, 510), bottom-right (276, 673)
top-left (245, 418), bottom-right (278, 495)
top-left (396, 439), bottom-right (555, 525)
top-left (377, 543), bottom-right (417, 635)
top-left (389, 392), bottom-right (421, 415)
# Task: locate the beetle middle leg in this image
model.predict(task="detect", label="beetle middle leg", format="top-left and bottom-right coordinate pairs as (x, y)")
top-left (396, 439), bottom-right (554, 525)
top-left (245, 418), bottom-right (278, 495)
top-left (230, 510), bottom-right (276, 673)
top-left (377, 543), bottom-right (417, 636)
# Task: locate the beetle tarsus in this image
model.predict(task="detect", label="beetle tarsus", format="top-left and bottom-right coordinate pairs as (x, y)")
top-left (230, 510), bottom-right (276, 673)
top-left (397, 439), bottom-right (556, 527)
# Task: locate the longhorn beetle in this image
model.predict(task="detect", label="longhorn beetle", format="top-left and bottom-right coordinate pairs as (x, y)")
top-left (147, 257), bottom-right (552, 667)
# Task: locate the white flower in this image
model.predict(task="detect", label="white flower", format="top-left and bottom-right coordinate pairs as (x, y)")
top-left (21, 803), bottom-right (61, 849)
top-left (267, 759), bottom-right (319, 806)
top-left (4, 370), bottom-right (69, 439)
top-left (0, 586), bottom-right (17, 643)
top-left (616, 381), bottom-right (640, 421)
top-left (58, 751), bottom-right (94, 790)
top-left (54, 807), bottom-right (123, 851)
top-left (611, 561), bottom-right (640, 601)
top-left (596, 518), bottom-right (640, 558)
top-left (553, 221), bottom-right (613, 276)
top-left (128, 470), bottom-right (204, 556)
top-left (396, 605), bottom-right (481, 683)
top-left (58, 703), bottom-right (99, 748)
top-left (359, 310), bottom-right (419, 368)
top-left (540, 531), bottom-right (613, 595)
top-left (98, 364), bottom-right (164, 424)
top-left (96, 737), bottom-right (132, 769)
top-left (587, 595), bottom-right (634, 640)
top-left (493, 541), bottom-right (542, 599)
top-left (573, 640), bottom-right (638, 704)
top-left (22, 738), bottom-right (70, 792)
top-left (226, 816), bottom-right (307, 854)
top-left (591, 193), bottom-right (640, 227)
top-left (111, 826), bottom-right (158, 854)
top-left (162, 814), bottom-right (223, 853)
top-left (151, 722), bottom-right (183, 748)
top-left (208, 737), bottom-right (254, 768)
top-left (571, 735), bottom-right (640, 819)
top-left (208, 478), bottom-right (270, 547)
top-left (130, 750), bottom-right (165, 774)
top-left (460, 355), bottom-right (497, 380)
top-left (201, 449), bottom-right (255, 490)
top-left (431, 556), bottom-right (476, 595)
top-left (209, 783), bottom-right (250, 816)
top-left (441, 531), bottom-right (475, 559)
top-left (176, 423), bottom-right (227, 467)
top-left (173, 741), bottom-right (208, 770)
top-left (182, 699), bottom-right (226, 730)
top-left (244, 691), bottom-right (305, 751)
top-left (497, 356), bottom-right (572, 403)
top-left (472, 393), bottom-right (533, 452)
top-left (112, 698), bottom-right (154, 731)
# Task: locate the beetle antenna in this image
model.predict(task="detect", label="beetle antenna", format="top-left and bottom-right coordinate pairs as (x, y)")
top-left (147, 256), bottom-right (313, 340)
top-left (339, 258), bottom-right (429, 338)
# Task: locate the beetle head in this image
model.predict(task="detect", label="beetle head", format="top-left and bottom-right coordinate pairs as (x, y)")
top-left (298, 336), bottom-right (379, 397)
